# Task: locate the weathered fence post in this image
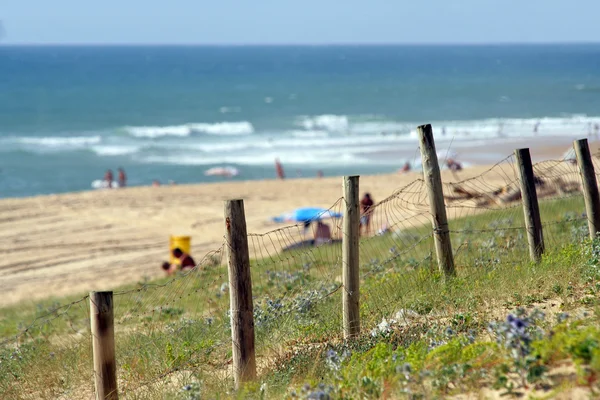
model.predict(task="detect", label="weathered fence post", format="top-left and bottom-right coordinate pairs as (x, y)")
top-left (343, 176), bottom-right (360, 339)
top-left (417, 124), bottom-right (455, 276)
top-left (224, 199), bottom-right (256, 389)
top-left (574, 138), bottom-right (600, 239)
top-left (90, 291), bottom-right (118, 400)
top-left (515, 148), bottom-right (544, 262)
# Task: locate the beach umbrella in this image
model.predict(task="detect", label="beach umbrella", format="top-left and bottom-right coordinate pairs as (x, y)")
top-left (271, 207), bottom-right (342, 223)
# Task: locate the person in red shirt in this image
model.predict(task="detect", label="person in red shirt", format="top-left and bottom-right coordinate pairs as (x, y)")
top-left (399, 162), bottom-right (411, 174)
top-left (360, 193), bottom-right (374, 236)
top-left (275, 158), bottom-right (285, 180)
top-left (117, 167), bottom-right (127, 188)
top-left (161, 248), bottom-right (196, 275)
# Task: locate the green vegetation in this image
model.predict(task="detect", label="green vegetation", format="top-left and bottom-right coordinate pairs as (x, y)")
top-left (1, 194), bottom-right (600, 399)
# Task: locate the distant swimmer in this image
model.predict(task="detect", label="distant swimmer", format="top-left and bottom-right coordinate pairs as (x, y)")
top-left (275, 158), bottom-right (285, 180)
top-left (118, 167), bottom-right (127, 188)
top-left (533, 121), bottom-right (540, 135)
top-left (595, 123), bottom-right (600, 140)
top-left (442, 126), bottom-right (447, 136)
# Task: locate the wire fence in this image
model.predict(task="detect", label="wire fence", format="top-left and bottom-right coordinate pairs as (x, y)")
top-left (0, 144), bottom-right (597, 399)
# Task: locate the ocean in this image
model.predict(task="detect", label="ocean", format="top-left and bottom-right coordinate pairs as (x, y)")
top-left (1, 44), bottom-right (600, 198)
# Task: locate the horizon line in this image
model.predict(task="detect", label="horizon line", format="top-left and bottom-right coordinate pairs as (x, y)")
top-left (2, 40), bottom-right (600, 47)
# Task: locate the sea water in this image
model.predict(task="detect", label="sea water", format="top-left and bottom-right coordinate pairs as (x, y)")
top-left (1, 44), bottom-right (599, 198)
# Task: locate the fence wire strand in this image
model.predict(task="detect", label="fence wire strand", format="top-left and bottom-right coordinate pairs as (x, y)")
top-left (0, 151), bottom-right (595, 399)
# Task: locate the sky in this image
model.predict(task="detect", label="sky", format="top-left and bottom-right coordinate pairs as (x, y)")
top-left (1, 0), bottom-right (600, 45)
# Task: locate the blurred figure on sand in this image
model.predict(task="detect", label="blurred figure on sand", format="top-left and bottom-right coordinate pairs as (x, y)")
top-left (399, 162), bottom-right (411, 173)
top-left (446, 158), bottom-right (462, 172)
top-left (313, 220), bottom-right (332, 246)
top-left (152, 180), bottom-right (160, 187)
top-left (275, 158), bottom-right (285, 179)
top-left (104, 169), bottom-right (114, 188)
top-left (118, 167), bottom-right (127, 188)
top-left (445, 155), bottom-right (462, 180)
top-left (360, 193), bottom-right (374, 236)
top-left (161, 247), bottom-right (196, 275)
top-left (317, 170), bottom-right (324, 178)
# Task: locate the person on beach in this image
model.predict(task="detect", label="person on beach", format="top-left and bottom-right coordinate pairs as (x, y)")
top-left (104, 169), bottom-right (114, 188)
top-left (161, 247), bottom-right (196, 275)
top-left (446, 157), bottom-right (462, 180)
top-left (399, 162), bottom-right (411, 173)
top-left (360, 193), bottom-right (374, 236)
top-left (446, 158), bottom-right (462, 172)
top-left (317, 170), bottom-right (324, 178)
top-left (118, 167), bottom-right (127, 188)
top-left (313, 221), bottom-right (332, 246)
top-left (275, 158), bottom-right (285, 180)
top-left (594, 124), bottom-right (600, 140)
top-left (533, 121), bottom-right (540, 135)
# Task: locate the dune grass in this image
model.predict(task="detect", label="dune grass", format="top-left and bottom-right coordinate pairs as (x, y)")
top-left (1, 194), bottom-right (599, 399)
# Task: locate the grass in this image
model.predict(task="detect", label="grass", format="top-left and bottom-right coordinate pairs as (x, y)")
top-left (1, 193), bottom-right (599, 399)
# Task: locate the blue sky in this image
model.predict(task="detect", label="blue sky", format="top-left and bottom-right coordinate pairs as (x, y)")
top-left (1, 0), bottom-right (600, 45)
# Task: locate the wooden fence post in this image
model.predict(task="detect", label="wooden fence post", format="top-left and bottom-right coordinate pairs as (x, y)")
top-left (515, 148), bottom-right (545, 262)
top-left (90, 291), bottom-right (118, 400)
top-left (224, 199), bottom-right (256, 389)
top-left (343, 176), bottom-right (360, 339)
top-left (574, 138), bottom-right (600, 239)
top-left (417, 124), bottom-right (455, 276)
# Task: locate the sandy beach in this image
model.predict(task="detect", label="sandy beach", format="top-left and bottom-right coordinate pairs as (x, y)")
top-left (0, 140), bottom-right (595, 308)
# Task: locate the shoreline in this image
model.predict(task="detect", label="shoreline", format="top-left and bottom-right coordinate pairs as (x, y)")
top-left (0, 140), bottom-right (596, 308)
top-left (1, 134), bottom-right (595, 203)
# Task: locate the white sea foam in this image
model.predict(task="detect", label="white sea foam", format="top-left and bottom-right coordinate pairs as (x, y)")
top-left (188, 121), bottom-right (254, 135)
top-left (91, 145), bottom-right (140, 156)
top-left (289, 130), bottom-right (329, 138)
top-left (409, 115), bottom-right (600, 141)
top-left (189, 141), bottom-right (273, 153)
top-left (6, 115), bottom-right (600, 169)
top-left (138, 148), bottom-right (368, 167)
top-left (125, 121), bottom-right (254, 138)
top-left (17, 136), bottom-right (102, 147)
top-left (298, 115), bottom-right (349, 132)
top-left (125, 125), bottom-right (191, 138)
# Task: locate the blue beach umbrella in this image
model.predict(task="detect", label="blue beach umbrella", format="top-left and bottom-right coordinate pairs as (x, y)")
top-left (271, 207), bottom-right (342, 223)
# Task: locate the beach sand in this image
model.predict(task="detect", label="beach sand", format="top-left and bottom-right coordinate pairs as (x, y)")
top-left (0, 140), bottom-right (596, 308)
